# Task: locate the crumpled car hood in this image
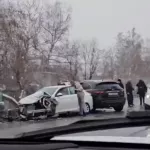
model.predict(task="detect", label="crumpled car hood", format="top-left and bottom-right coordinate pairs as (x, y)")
top-left (19, 91), bottom-right (43, 105)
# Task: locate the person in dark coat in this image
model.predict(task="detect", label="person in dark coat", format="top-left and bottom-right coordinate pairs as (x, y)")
top-left (136, 80), bottom-right (147, 106)
top-left (118, 79), bottom-right (124, 89)
top-left (126, 81), bottom-right (134, 107)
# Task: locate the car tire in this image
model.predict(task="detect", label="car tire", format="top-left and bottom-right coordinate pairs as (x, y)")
top-left (84, 103), bottom-right (90, 114)
top-left (114, 105), bottom-right (123, 112)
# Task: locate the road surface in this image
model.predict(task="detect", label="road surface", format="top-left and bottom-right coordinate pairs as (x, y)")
top-left (0, 97), bottom-right (142, 131)
top-left (0, 97), bottom-right (146, 139)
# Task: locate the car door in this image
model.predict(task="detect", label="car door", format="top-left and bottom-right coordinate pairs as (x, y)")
top-left (55, 87), bottom-right (72, 113)
top-left (68, 86), bottom-right (79, 111)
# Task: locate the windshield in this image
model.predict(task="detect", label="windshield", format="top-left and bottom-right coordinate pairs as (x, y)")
top-left (95, 82), bottom-right (122, 90)
top-left (0, 0), bottom-right (150, 142)
top-left (37, 87), bottom-right (58, 96)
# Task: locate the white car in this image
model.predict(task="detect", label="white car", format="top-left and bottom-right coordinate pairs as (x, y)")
top-left (19, 85), bottom-right (93, 115)
top-left (145, 86), bottom-right (150, 109)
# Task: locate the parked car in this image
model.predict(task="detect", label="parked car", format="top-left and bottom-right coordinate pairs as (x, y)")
top-left (19, 85), bottom-right (93, 118)
top-left (81, 80), bottom-right (125, 112)
top-left (144, 84), bottom-right (150, 110)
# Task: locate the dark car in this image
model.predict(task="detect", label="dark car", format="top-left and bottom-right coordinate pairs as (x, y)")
top-left (81, 80), bottom-right (125, 112)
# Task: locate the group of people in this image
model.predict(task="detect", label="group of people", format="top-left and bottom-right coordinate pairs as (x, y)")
top-left (118, 79), bottom-right (147, 107)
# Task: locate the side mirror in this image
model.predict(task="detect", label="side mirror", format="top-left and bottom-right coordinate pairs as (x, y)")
top-left (57, 93), bottom-right (63, 97)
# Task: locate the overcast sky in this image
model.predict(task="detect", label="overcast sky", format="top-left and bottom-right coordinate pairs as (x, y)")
top-left (53, 0), bottom-right (150, 49)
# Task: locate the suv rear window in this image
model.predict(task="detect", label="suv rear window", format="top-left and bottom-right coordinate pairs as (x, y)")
top-left (95, 82), bottom-right (122, 91)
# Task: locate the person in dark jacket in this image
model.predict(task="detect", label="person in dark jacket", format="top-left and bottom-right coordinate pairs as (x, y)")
top-left (126, 81), bottom-right (134, 107)
top-left (118, 79), bottom-right (124, 89)
top-left (136, 80), bottom-right (147, 106)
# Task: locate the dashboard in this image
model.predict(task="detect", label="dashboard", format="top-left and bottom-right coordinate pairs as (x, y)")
top-left (0, 141), bottom-right (149, 150)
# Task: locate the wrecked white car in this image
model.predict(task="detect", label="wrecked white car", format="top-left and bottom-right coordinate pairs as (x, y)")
top-left (18, 85), bottom-right (93, 120)
top-left (19, 87), bottom-right (58, 120)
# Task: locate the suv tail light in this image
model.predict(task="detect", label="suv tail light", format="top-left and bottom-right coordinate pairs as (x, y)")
top-left (120, 90), bottom-right (124, 96)
top-left (88, 91), bottom-right (104, 94)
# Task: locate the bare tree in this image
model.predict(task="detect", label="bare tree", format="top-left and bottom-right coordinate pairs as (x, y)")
top-left (115, 28), bottom-right (143, 80)
top-left (80, 40), bottom-right (101, 80)
top-left (102, 48), bottom-right (116, 80)
top-left (60, 41), bottom-right (81, 80)
top-left (40, 2), bottom-right (71, 70)
top-left (0, 0), bottom-right (43, 91)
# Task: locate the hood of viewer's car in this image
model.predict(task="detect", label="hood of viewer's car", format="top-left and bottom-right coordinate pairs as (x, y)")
top-left (51, 135), bottom-right (150, 144)
top-left (51, 126), bottom-right (150, 144)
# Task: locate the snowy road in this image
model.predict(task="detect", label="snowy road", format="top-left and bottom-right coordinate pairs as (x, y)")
top-left (0, 97), bottom-right (142, 131)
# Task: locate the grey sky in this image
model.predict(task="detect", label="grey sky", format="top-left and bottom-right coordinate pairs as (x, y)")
top-left (56, 0), bottom-right (150, 49)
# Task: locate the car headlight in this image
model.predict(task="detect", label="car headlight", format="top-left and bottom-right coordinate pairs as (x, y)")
top-left (146, 95), bottom-right (150, 99)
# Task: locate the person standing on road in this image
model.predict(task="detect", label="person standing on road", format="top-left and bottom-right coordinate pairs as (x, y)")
top-left (70, 80), bottom-right (86, 117)
top-left (126, 81), bottom-right (134, 107)
top-left (118, 79), bottom-right (124, 89)
top-left (136, 80), bottom-right (147, 106)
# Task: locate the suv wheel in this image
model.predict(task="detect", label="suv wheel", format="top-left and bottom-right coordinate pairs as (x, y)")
top-left (114, 105), bottom-right (123, 112)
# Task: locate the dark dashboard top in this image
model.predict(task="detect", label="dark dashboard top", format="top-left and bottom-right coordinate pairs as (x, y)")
top-left (0, 142), bottom-right (148, 150)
